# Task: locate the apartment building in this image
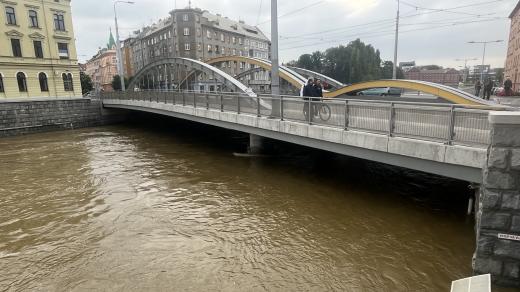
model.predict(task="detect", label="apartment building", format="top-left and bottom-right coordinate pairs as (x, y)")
top-left (0, 0), bottom-right (81, 99)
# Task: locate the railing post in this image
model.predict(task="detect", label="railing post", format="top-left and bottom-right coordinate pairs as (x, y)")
top-left (308, 97), bottom-right (312, 125)
top-left (388, 102), bottom-right (395, 137)
top-left (257, 96), bottom-right (261, 117)
top-left (193, 92), bottom-right (197, 108)
top-left (447, 105), bottom-right (456, 145)
top-left (344, 99), bottom-right (349, 130)
top-left (237, 95), bottom-right (241, 114)
top-left (182, 91), bottom-right (186, 106)
top-left (206, 94), bottom-right (209, 110)
top-left (280, 96), bottom-right (284, 121)
top-left (220, 94), bottom-right (224, 112)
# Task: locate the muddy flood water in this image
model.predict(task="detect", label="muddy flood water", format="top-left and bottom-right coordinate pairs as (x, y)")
top-left (0, 117), bottom-right (515, 291)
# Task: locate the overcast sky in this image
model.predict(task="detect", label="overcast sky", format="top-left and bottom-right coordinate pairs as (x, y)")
top-left (72, 0), bottom-right (516, 69)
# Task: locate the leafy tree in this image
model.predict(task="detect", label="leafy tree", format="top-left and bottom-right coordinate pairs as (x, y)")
top-left (80, 72), bottom-right (93, 95)
top-left (381, 61), bottom-right (405, 79)
top-left (111, 75), bottom-right (133, 91)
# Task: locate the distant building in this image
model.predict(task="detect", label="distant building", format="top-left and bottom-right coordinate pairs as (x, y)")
top-left (123, 37), bottom-right (135, 78)
top-left (85, 32), bottom-right (118, 92)
top-left (123, 7), bottom-right (271, 92)
top-left (505, 1), bottom-right (520, 91)
top-left (399, 61), bottom-right (416, 72)
top-left (0, 0), bottom-right (81, 99)
top-left (404, 68), bottom-right (460, 87)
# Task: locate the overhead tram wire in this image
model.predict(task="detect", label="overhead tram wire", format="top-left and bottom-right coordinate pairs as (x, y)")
top-left (256, 0), bottom-right (326, 25)
top-left (279, 0), bottom-right (506, 41)
top-left (279, 14), bottom-right (506, 47)
top-left (256, 0), bottom-right (263, 26)
top-left (279, 18), bottom-right (507, 51)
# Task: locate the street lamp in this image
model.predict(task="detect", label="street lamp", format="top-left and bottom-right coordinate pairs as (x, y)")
top-left (455, 58), bottom-right (478, 84)
top-left (271, 0), bottom-right (280, 117)
top-left (114, 0), bottom-right (135, 92)
top-left (392, 0), bottom-right (400, 79)
top-left (468, 40), bottom-right (503, 96)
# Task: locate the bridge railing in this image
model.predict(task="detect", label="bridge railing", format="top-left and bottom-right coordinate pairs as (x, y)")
top-left (102, 91), bottom-right (494, 147)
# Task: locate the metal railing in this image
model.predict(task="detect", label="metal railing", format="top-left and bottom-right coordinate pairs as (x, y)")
top-left (102, 91), bottom-right (495, 147)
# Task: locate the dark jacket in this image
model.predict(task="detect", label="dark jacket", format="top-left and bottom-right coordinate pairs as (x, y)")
top-left (484, 80), bottom-right (493, 91)
top-left (302, 84), bottom-right (316, 98)
top-left (505, 79), bottom-right (513, 89)
top-left (314, 85), bottom-right (323, 98)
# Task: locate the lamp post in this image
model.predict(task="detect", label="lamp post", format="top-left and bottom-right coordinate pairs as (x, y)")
top-left (271, 0), bottom-right (280, 117)
top-left (455, 58), bottom-right (478, 84)
top-left (114, 1), bottom-right (135, 92)
top-left (392, 0), bottom-right (400, 79)
top-left (468, 40), bottom-right (503, 96)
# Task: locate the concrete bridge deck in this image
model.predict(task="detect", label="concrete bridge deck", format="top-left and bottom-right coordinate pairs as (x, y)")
top-left (101, 91), bottom-right (495, 183)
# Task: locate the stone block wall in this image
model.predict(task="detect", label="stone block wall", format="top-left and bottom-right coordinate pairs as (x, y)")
top-left (0, 98), bottom-right (126, 138)
top-left (475, 112), bottom-right (520, 287)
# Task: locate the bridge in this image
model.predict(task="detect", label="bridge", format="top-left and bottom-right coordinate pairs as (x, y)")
top-left (114, 59), bottom-right (520, 287)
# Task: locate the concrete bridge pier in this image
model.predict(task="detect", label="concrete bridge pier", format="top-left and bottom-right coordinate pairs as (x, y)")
top-left (474, 111), bottom-right (520, 287)
top-left (248, 134), bottom-right (264, 155)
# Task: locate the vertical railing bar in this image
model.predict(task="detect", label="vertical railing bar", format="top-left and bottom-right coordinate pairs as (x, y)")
top-left (182, 91), bottom-right (186, 106)
top-left (220, 94), bottom-right (224, 112)
top-left (388, 102), bottom-right (395, 137)
top-left (280, 96), bottom-right (284, 121)
top-left (237, 95), bottom-right (241, 114)
top-left (447, 105), bottom-right (456, 145)
top-left (257, 96), bottom-right (261, 117)
top-left (344, 99), bottom-right (349, 130)
top-left (308, 97), bottom-right (312, 125)
top-left (206, 93), bottom-right (209, 110)
top-left (193, 92), bottom-right (197, 108)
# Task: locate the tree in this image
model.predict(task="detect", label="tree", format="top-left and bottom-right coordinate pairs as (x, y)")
top-left (381, 61), bottom-right (405, 79)
top-left (80, 72), bottom-right (93, 95)
top-left (111, 75), bottom-right (133, 91)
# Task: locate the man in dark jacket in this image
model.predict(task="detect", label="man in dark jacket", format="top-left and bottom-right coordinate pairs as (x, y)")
top-left (484, 78), bottom-right (493, 100)
top-left (475, 80), bottom-right (482, 97)
top-left (302, 78), bottom-right (316, 121)
top-left (504, 77), bottom-right (513, 96)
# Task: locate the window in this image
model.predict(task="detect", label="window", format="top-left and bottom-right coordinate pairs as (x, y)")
top-left (207, 44), bottom-right (212, 52)
top-left (232, 36), bottom-right (236, 44)
top-left (239, 38), bottom-right (242, 45)
top-left (206, 30), bottom-right (211, 39)
top-left (197, 43), bottom-right (201, 51)
top-left (34, 41), bottom-right (43, 58)
top-left (28, 10), bottom-right (39, 27)
top-left (183, 14), bottom-right (189, 21)
top-left (39, 73), bottom-right (48, 92)
top-left (53, 13), bottom-right (65, 31)
top-left (183, 28), bottom-right (190, 36)
top-left (58, 43), bottom-right (69, 59)
top-left (184, 43), bottom-right (190, 51)
top-left (17, 72), bottom-right (27, 92)
top-left (62, 73), bottom-right (73, 91)
top-left (0, 74), bottom-right (4, 93)
top-left (221, 33), bottom-right (224, 42)
top-left (11, 39), bottom-right (22, 57)
top-left (6, 7), bottom-right (16, 25)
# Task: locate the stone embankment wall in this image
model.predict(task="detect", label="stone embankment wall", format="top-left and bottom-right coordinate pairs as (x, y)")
top-left (475, 112), bottom-right (520, 287)
top-left (0, 98), bottom-right (126, 137)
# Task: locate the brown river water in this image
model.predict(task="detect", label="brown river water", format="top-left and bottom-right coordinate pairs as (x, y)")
top-left (0, 116), bottom-right (515, 291)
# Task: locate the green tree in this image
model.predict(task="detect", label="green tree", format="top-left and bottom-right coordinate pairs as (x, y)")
top-left (80, 72), bottom-right (93, 95)
top-left (111, 75), bottom-right (133, 91)
top-left (381, 61), bottom-right (405, 79)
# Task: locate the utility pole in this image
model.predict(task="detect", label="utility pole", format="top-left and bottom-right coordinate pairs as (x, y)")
top-left (114, 1), bottom-right (135, 91)
top-left (455, 58), bottom-right (478, 84)
top-left (468, 40), bottom-right (503, 97)
top-left (270, 0), bottom-right (280, 117)
top-left (392, 0), bottom-right (400, 79)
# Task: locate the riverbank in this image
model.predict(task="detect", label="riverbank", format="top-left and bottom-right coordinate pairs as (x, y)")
top-left (0, 98), bottom-right (127, 138)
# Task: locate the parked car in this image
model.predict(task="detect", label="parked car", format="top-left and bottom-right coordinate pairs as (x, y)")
top-left (357, 87), bottom-right (402, 96)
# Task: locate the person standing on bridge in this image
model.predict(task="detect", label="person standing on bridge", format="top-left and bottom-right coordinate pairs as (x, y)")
top-left (474, 80), bottom-right (482, 97)
top-left (302, 78), bottom-right (316, 121)
top-left (313, 79), bottom-right (324, 118)
top-left (484, 77), bottom-right (493, 100)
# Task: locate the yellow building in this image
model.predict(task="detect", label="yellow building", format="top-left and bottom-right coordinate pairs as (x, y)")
top-left (0, 0), bottom-right (81, 99)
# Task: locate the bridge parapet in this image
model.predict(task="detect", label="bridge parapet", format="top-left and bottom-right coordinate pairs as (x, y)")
top-left (475, 112), bottom-right (520, 287)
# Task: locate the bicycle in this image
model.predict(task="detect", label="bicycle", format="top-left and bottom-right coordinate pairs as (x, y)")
top-left (303, 98), bottom-right (331, 122)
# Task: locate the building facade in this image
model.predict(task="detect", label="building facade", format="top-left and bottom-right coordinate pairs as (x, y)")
top-left (0, 0), bottom-right (81, 99)
top-left (404, 68), bottom-right (461, 87)
top-left (85, 47), bottom-right (117, 92)
top-left (505, 1), bottom-right (520, 92)
top-left (123, 7), bottom-right (271, 92)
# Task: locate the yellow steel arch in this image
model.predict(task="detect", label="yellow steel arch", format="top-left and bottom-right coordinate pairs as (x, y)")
top-left (206, 56), bottom-right (305, 89)
top-left (205, 57), bottom-right (491, 106)
top-left (324, 80), bottom-right (488, 106)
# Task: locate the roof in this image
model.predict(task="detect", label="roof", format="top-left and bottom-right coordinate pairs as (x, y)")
top-left (202, 11), bottom-right (269, 41)
top-left (510, 1), bottom-right (520, 18)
